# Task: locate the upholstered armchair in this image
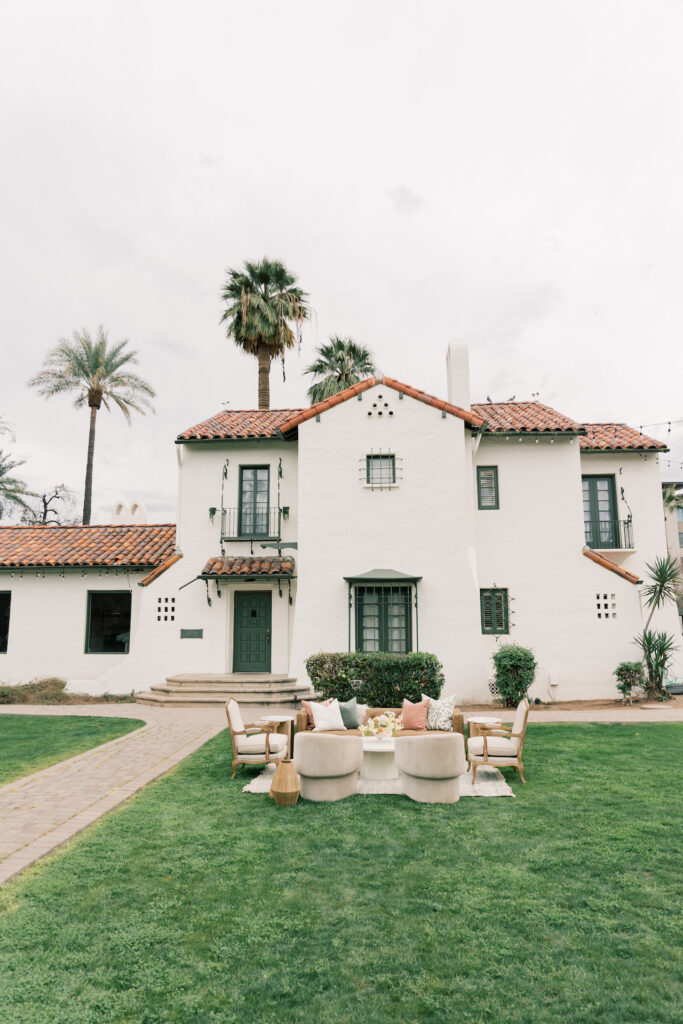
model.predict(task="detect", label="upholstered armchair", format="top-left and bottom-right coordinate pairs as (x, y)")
top-left (225, 699), bottom-right (288, 779)
top-left (293, 733), bottom-right (364, 801)
top-left (395, 733), bottom-right (466, 803)
top-left (467, 698), bottom-right (530, 783)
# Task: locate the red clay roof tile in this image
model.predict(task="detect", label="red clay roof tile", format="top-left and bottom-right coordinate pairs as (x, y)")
top-left (582, 547), bottom-right (642, 584)
top-left (471, 401), bottom-right (583, 434)
top-left (201, 555), bottom-right (295, 577)
top-left (139, 552), bottom-right (183, 586)
top-left (177, 409), bottom-right (301, 441)
top-left (579, 423), bottom-right (667, 452)
top-left (0, 524), bottom-right (176, 569)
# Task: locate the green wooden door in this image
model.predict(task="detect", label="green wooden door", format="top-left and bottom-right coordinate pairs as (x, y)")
top-left (233, 592), bottom-right (272, 672)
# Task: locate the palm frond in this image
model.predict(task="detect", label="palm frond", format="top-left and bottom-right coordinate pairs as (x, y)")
top-left (0, 449), bottom-right (36, 516)
top-left (305, 336), bottom-right (377, 404)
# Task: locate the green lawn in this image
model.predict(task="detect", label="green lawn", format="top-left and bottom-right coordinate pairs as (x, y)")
top-left (0, 724), bottom-right (681, 1023)
top-left (0, 714), bottom-right (144, 785)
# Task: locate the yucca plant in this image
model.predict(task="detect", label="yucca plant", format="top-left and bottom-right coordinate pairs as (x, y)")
top-left (641, 554), bottom-right (681, 630)
top-left (633, 630), bottom-right (677, 700)
top-left (28, 328), bottom-right (155, 524)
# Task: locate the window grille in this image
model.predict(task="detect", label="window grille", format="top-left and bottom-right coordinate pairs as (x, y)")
top-left (477, 466), bottom-right (499, 509)
top-left (480, 589), bottom-right (509, 634)
top-left (355, 585), bottom-right (412, 653)
top-left (361, 450), bottom-right (402, 489)
top-left (595, 593), bottom-right (617, 620)
top-left (157, 597), bottom-right (176, 623)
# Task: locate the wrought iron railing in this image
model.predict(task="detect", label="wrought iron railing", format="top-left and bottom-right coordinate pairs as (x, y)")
top-left (584, 518), bottom-right (634, 550)
top-left (221, 506), bottom-right (281, 541)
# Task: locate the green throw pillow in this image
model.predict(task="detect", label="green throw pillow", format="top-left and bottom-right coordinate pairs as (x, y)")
top-left (339, 696), bottom-right (360, 729)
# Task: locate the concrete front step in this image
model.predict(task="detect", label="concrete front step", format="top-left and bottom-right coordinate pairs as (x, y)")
top-left (166, 673), bottom-right (296, 685)
top-left (136, 690), bottom-right (310, 708)
top-left (159, 680), bottom-right (303, 694)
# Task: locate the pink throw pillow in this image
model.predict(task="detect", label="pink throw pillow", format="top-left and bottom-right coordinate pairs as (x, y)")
top-left (302, 698), bottom-right (332, 729)
top-left (402, 697), bottom-right (429, 730)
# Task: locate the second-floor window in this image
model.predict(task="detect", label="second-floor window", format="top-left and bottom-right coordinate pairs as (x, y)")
top-left (239, 466), bottom-right (270, 537)
top-left (366, 454), bottom-right (396, 486)
top-left (582, 475), bottom-right (618, 549)
top-left (477, 466), bottom-right (499, 509)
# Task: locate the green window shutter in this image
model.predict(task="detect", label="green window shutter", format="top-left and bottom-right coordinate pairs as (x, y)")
top-left (480, 588), bottom-right (509, 634)
top-left (477, 466), bottom-right (499, 509)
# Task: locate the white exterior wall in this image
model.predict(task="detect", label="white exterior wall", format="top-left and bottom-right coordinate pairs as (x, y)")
top-left (289, 383), bottom-right (487, 700)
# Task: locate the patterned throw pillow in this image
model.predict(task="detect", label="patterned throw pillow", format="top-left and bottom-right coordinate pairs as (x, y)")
top-left (421, 693), bottom-right (456, 731)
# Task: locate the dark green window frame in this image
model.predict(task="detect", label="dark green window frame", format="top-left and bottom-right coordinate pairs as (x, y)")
top-left (480, 588), bottom-right (509, 634)
top-left (477, 466), bottom-right (499, 509)
top-left (85, 591), bottom-right (132, 654)
top-left (366, 454), bottom-right (396, 485)
top-left (238, 465), bottom-right (270, 538)
top-left (355, 584), bottom-right (412, 653)
top-left (582, 474), bottom-right (619, 549)
top-left (0, 591), bottom-right (10, 653)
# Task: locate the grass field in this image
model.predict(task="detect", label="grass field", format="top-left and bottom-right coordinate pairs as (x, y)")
top-left (0, 723), bottom-right (680, 1023)
top-left (0, 714), bottom-right (144, 785)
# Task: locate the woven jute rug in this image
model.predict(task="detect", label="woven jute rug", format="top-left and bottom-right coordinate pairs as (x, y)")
top-left (242, 763), bottom-right (514, 798)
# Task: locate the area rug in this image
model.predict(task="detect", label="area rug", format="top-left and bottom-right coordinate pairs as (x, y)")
top-left (242, 764), bottom-right (514, 798)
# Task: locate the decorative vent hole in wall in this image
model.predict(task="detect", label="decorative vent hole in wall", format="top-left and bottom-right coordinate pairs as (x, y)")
top-left (366, 393), bottom-right (395, 418)
top-left (595, 593), bottom-right (616, 620)
top-left (157, 596), bottom-right (176, 622)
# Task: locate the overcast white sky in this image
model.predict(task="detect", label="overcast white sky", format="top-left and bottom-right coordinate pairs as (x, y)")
top-left (1, 0), bottom-right (681, 524)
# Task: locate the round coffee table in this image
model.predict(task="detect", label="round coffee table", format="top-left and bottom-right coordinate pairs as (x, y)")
top-left (360, 738), bottom-right (398, 780)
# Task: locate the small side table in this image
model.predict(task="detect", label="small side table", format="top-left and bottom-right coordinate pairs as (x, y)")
top-left (466, 716), bottom-right (502, 741)
top-left (258, 714), bottom-right (295, 758)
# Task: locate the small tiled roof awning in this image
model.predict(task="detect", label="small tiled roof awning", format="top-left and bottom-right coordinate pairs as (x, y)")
top-left (0, 524), bottom-right (176, 569)
top-left (582, 547), bottom-right (642, 585)
top-left (343, 568), bottom-right (422, 584)
top-left (580, 423), bottom-right (668, 452)
top-left (201, 555), bottom-right (295, 578)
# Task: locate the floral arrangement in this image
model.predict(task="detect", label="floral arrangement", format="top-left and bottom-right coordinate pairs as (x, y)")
top-left (359, 712), bottom-right (403, 738)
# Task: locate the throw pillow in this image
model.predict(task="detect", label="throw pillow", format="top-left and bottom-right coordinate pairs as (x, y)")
top-left (339, 696), bottom-right (360, 729)
top-left (421, 693), bottom-right (457, 731)
top-left (357, 703), bottom-right (369, 725)
top-left (311, 698), bottom-right (346, 732)
top-left (402, 697), bottom-right (429, 730)
top-left (302, 698), bottom-right (332, 729)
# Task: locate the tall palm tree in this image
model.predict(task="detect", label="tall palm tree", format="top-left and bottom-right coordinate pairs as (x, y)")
top-left (0, 450), bottom-right (33, 519)
top-left (220, 258), bottom-right (309, 409)
top-left (28, 327), bottom-right (155, 525)
top-left (304, 336), bottom-right (377, 404)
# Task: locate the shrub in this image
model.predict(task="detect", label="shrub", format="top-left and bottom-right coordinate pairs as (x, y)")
top-left (0, 678), bottom-right (136, 704)
top-left (633, 630), bottom-right (678, 700)
top-left (490, 644), bottom-right (537, 707)
top-left (613, 661), bottom-right (645, 702)
top-left (305, 652), bottom-right (444, 706)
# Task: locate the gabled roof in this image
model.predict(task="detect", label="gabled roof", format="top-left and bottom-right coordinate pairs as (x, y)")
top-left (0, 524), bottom-right (176, 569)
top-left (582, 547), bottom-right (642, 584)
top-left (201, 555), bottom-right (295, 577)
top-left (579, 423), bottom-right (668, 452)
top-left (470, 400), bottom-right (583, 435)
top-left (278, 376), bottom-right (484, 434)
top-left (177, 409), bottom-right (301, 442)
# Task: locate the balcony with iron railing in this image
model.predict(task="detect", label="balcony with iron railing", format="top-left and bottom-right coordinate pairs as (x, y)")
top-left (221, 506), bottom-right (282, 542)
top-left (584, 518), bottom-right (634, 551)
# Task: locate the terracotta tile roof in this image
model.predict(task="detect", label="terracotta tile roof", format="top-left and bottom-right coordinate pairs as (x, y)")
top-left (0, 524), bottom-right (176, 569)
top-left (201, 555), bottom-right (295, 577)
top-left (582, 547), bottom-right (642, 585)
top-left (580, 423), bottom-right (668, 452)
top-left (471, 401), bottom-right (583, 434)
top-left (177, 409), bottom-right (301, 441)
top-left (139, 552), bottom-right (183, 587)
top-left (278, 376), bottom-right (484, 434)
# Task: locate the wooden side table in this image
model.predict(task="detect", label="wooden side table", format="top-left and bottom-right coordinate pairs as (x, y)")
top-left (466, 716), bottom-right (502, 740)
top-left (258, 715), bottom-right (295, 758)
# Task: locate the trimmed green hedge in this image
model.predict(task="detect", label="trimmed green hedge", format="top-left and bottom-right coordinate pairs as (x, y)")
top-left (305, 652), bottom-right (444, 706)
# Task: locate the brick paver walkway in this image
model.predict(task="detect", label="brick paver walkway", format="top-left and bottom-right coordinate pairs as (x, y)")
top-left (0, 704), bottom-right (225, 884)
top-left (1, 700), bottom-right (680, 885)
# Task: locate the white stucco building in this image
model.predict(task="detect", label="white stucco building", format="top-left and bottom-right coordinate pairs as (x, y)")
top-left (1, 346), bottom-right (679, 704)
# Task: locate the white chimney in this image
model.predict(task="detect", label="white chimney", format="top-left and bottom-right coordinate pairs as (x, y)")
top-left (446, 343), bottom-right (471, 409)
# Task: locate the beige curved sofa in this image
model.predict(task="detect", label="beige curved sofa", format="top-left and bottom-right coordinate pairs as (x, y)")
top-left (395, 733), bottom-right (466, 803)
top-left (293, 733), bottom-right (364, 801)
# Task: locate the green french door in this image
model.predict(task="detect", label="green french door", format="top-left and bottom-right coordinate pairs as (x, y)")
top-left (233, 592), bottom-right (272, 672)
top-left (582, 475), bottom-right (618, 549)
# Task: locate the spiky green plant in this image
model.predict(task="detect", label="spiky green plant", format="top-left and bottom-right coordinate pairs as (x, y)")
top-left (304, 336), bottom-right (377, 404)
top-left (28, 327), bottom-right (155, 524)
top-left (641, 554), bottom-right (681, 630)
top-left (633, 630), bottom-right (678, 699)
top-left (0, 450), bottom-right (34, 518)
top-left (220, 258), bottom-right (309, 409)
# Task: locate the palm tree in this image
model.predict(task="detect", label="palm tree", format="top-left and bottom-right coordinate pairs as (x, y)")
top-left (220, 258), bottom-right (309, 409)
top-left (304, 336), bottom-right (378, 404)
top-left (0, 450), bottom-right (34, 519)
top-left (28, 327), bottom-right (155, 525)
